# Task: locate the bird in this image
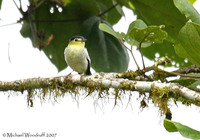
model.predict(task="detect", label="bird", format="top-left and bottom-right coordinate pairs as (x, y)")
top-left (64, 35), bottom-right (92, 75)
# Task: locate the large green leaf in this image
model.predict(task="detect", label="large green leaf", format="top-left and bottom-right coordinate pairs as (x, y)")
top-left (129, 0), bottom-right (187, 42)
top-left (127, 19), bottom-right (147, 33)
top-left (100, 20), bottom-right (167, 48)
top-left (20, 0), bottom-right (127, 72)
top-left (99, 18), bottom-right (191, 68)
top-left (164, 119), bottom-right (200, 139)
top-left (128, 0), bottom-right (200, 67)
top-left (21, 0), bottom-right (100, 71)
top-left (128, 25), bottom-right (167, 47)
top-left (99, 20), bottom-right (148, 47)
top-left (99, 20), bottom-right (182, 68)
top-left (174, 0), bottom-right (200, 24)
top-left (99, 23), bottom-right (125, 39)
top-left (174, 22), bottom-right (200, 66)
top-left (99, 22), bottom-right (138, 47)
top-left (128, 20), bottom-right (188, 67)
top-left (126, 19), bottom-right (152, 47)
top-left (80, 16), bottom-right (129, 72)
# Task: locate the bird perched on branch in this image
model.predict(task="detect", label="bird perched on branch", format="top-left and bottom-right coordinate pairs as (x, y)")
top-left (64, 36), bottom-right (91, 75)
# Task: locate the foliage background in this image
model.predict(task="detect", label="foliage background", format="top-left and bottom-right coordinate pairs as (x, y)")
top-left (12, 0), bottom-right (200, 74)
top-left (0, 0), bottom-right (200, 140)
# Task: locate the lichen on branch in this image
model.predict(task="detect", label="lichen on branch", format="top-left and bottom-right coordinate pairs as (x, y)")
top-left (0, 72), bottom-right (200, 113)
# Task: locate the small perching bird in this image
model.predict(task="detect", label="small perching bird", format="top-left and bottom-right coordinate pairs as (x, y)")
top-left (64, 36), bottom-right (92, 75)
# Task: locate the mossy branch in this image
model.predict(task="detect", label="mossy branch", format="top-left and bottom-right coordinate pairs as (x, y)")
top-left (0, 73), bottom-right (200, 102)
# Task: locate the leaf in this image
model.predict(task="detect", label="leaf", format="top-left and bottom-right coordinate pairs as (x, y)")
top-left (164, 119), bottom-right (200, 139)
top-left (187, 0), bottom-right (197, 4)
top-left (174, 22), bottom-right (200, 66)
top-left (126, 19), bottom-right (151, 47)
top-left (187, 80), bottom-right (200, 92)
top-left (97, 0), bottom-right (123, 25)
top-left (116, 0), bottom-right (129, 6)
top-left (127, 0), bottom-right (198, 67)
top-left (99, 23), bottom-right (140, 47)
top-left (113, 0), bottom-right (125, 17)
top-left (128, 25), bottom-right (168, 47)
top-left (81, 16), bottom-right (129, 72)
top-left (127, 19), bottom-right (147, 33)
top-left (20, 0), bottom-right (100, 71)
top-left (99, 23), bottom-right (125, 39)
top-left (174, 0), bottom-right (200, 24)
top-left (177, 73), bottom-right (200, 91)
top-left (99, 19), bottom-right (190, 68)
top-left (169, 73), bottom-right (200, 91)
top-left (142, 40), bottom-right (192, 68)
top-left (164, 119), bottom-right (178, 132)
top-left (20, 20), bottom-right (33, 41)
top-left (170, 78), bottom-right (198, 87)
top-left (129, 0), bottom-right (187, 42)
top-left (100, 20), bottom-right (167, 48)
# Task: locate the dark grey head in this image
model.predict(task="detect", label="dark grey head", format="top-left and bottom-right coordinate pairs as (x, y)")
top-left (69, 36), bottom-right (87, 42)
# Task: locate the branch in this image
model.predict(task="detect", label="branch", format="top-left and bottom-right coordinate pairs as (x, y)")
top-left (0, 73), bottom-right (200, 102)
top-left (97, 3), bottom-right (119, 17)
top-left (172, 64), bottom-right (200, 75)
top-left (144, 60), bottom-right (200, 79)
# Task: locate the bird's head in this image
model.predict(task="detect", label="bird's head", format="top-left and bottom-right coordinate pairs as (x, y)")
top-left (68, 36), bottom-right (87, 47)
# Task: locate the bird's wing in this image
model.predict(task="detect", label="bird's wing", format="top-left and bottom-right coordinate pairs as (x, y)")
top-left (84, 48), bottom-right (92, 75)
top-left (84, 48), bottom-right (91, 64)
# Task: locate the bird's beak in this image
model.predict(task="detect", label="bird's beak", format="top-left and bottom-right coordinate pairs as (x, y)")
top-left (82, 38), bottom-right (87, 42)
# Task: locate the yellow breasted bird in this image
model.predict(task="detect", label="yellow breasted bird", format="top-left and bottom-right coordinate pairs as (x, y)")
top-left (64, 36), bottom-right (91, 75)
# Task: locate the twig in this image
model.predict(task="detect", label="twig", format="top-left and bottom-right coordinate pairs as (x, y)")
top-left (120, 39), bottom-right (140, 70)
top-left (19, 0), bottom-right (22, 9)
top-left (13, 0), bottom-right (24, 14)
top-left (28, 10), bottom-right (39, 47)
top-left (0, 22), bottom-right (19, 27)
top-left (144, 65), bottom-right (200, 79)
top-left (166, 71), bottom-right (200, 78)
top-left (13, 0), bottom-right (20, 10)
top-left (32, 18), bottom-right (87, 23)
top-left (137, 31), bottom-right (153, 70)
top-left (34, 0), bottom-right (46, 10)
top-left (98, 3), bottom-right (119, 17)
top-left (138, 42), bottom-right (145, 69)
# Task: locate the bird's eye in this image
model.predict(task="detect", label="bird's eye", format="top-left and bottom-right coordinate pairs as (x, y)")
top-left (74, 39), bottom-right (78, 42)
